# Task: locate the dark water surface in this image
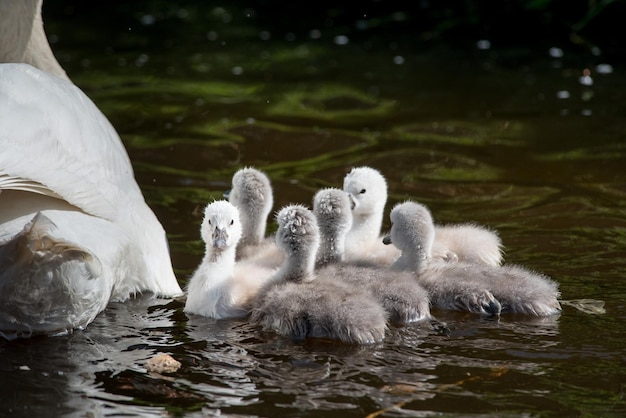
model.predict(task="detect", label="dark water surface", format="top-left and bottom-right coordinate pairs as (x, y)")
top-left (2, 2), bottom-right (626, 417)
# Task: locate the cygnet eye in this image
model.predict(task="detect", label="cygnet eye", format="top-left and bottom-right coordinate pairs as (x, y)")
top-left (230, 219), bottom-right (234, 225)
top-left (360, 189), bottom-right (366, 194)
top-left (208, 219), bottom-right (212, 225)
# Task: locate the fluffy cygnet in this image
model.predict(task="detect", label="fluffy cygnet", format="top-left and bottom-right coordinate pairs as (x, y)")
top-left (385, 201), bottom-right (561, 317)
top-left (227, 167), bottom-right (283, 269)
top-left (184, 200), bottom-right (272, 319)
top-left (313, 188), bottom-right (431, 324)
top-left (251, 204), bottom-right (387, 344)
top-left (343, 166), bottom-right (503, 266)
top-left (432, 223), bottom-right (503, 266)
top-left (312, 187), bottom-right (353, 267)
top-left (342, 166), bottom-right (400, 265)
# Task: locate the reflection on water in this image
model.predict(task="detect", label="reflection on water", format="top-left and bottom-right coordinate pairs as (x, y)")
top-left (2, 293), bottom-right (624, 416)
top-left (3, 2), bottom-right (626, 417)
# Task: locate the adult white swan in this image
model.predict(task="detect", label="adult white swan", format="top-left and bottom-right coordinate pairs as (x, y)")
top-left (0, 1), bottom-right (182, 339)
top-left (0, 0), bottom-right (68, 80)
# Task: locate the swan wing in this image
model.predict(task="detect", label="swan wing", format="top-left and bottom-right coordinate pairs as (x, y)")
top-left (0, 63), bottom-right (140, 221)
top-left (0, 174), bottom-right (62, 198)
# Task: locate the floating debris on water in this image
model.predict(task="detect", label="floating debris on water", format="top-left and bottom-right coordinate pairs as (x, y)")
top-left (560, 299), bottom-right (606, 315)
top-left (145, 353), bottom-right (181, 374)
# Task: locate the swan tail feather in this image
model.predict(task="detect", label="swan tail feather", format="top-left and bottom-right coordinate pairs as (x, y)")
top-left (0, 213), bottom-right (105, 339)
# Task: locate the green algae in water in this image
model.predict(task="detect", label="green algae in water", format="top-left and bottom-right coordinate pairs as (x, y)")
top-left (267, 84), bottom-right (396, 121)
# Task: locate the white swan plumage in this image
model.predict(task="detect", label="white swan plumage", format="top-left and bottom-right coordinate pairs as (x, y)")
top-left (385, 201), bottom-right (561, 316)
top-left (0, 0), bottom-right (68, 80)
top-left (0, 1), bottom-right (182, 338)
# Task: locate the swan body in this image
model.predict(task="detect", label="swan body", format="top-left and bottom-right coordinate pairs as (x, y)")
top-left (227, 167), bottom-right (283, 269)
top-left (251, 204), bottom-right (387, 344)
top-left (0, 65), bottom-right (182, 336)
top-left (184, 201), bottom-right (272, 319)
top-left (343, 166), bottom-right (503, 266)
top-left (386, 201), bottom-right (561, 316)
top-left (0, 14), bottom-right (182, 338)
top-left (313, 188), bottom-right (431, 324)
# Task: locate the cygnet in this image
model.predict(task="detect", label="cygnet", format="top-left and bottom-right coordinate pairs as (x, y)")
top-left (313, 188), bottom-right (431, 324)
top-left (385, 201), bottom-right (561, 316)
top-left (432, 223), bottom-right (503, 266)
top-left (251, 204), bottom-right (387, 344)
top-left (227, 167), bottom-right (283, 269)
top-left (342, 166), bottom-right (399, 265)
top-left (184, 200), bottom-right (273, 319)
top-left (343, 166), bottom-right (503, 266)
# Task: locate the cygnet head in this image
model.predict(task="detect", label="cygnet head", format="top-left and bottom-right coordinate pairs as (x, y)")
top-left (274, 204), bottom-right (320, 283)
top-left (343, 166), bottom-right (388, 218)
top-left (312, 188), bottom-right (353, 266)
top-left (227, 167), bottom-right (273, 246)
top-left (200, 200), bottom-right (242, 259)
top-left (313, 188), bottom-right (353, 241)
top-left (384, 201), bottom-right (436, 268)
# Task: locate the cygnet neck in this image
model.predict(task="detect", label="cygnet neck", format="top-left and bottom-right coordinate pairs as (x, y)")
top-left (313, 188), bottom-right (353, 267)
top-left (239, 210), bottom-right (266, 247)
top-left (347, 212), bottom-right (382, 246)
top-left (396, 242), bottom-right (430, 273)
top-left (276, 241), bottom-right (316, 284)
top-left (229, 168), bottom-right (273, 248)
top-left (205, 240), bottom-right (236, 263)
top-left (273, 205), bottom-right (320, 284)
top-left (317, 233), bottom-right (344, 267)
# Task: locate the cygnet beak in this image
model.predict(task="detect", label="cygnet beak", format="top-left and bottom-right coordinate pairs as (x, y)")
top-left (348, 193), bottom-right (357, 210)
top-left (223, 189), bottom-right (232, 199)
top-left (213, 227), bottom-right (228, 249)
top-left (382, 235), bottom-right (392, 245)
